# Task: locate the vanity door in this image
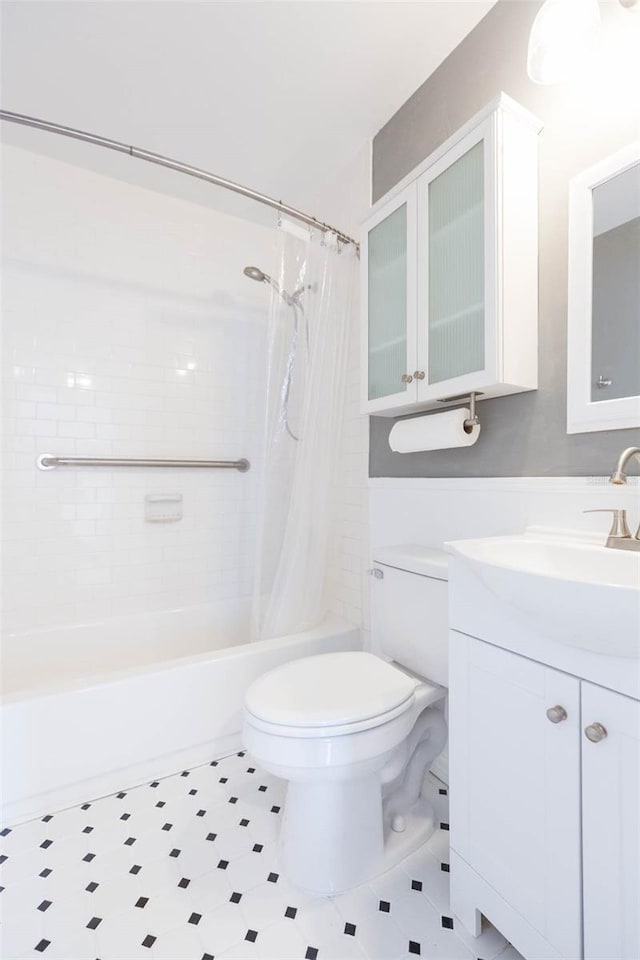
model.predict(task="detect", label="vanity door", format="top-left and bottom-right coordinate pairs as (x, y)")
top-left (582, 683), bottom-right (640, 960)
top-left (449, 633), bottom-right (582, 960)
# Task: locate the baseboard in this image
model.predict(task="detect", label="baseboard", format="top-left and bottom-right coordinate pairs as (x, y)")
top-left (3, 732), bottom-right (242, 827)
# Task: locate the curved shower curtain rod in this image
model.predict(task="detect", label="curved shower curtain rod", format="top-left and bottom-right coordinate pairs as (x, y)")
top-left (0, 109), bottom-right (359, 249)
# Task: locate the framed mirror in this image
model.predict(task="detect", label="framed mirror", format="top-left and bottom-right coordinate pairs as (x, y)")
top-left (567, 142), bottom-right (640, 434)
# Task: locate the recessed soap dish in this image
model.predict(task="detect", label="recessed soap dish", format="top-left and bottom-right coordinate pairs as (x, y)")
top-left (145, 493), bottom-right (183, 522)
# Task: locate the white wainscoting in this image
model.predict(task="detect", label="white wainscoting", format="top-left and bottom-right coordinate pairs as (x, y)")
top-left (369, 476), bottom-right (640, 553)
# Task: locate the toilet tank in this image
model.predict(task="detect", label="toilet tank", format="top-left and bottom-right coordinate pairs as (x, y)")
top-left (370, 544), bottom-right (449, 686)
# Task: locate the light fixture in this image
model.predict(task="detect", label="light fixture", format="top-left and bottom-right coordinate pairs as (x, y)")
top-left (527, 0), bottom-right (601, 85)
top-left (527, 0), bottom-right (639, 85)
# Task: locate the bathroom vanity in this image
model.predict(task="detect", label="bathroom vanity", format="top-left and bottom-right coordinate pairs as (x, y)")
top-left (446, 531), bottom-right (640, 960)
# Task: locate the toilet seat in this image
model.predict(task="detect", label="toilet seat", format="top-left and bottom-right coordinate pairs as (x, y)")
top-left (244, 651), bottom-right (441, 739)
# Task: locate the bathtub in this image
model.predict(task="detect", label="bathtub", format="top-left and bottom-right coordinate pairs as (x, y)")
top-left (1, 600), bottom-right (360, 825)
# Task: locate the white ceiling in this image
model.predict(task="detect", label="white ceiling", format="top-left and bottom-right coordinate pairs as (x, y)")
top-left (1, 1), bottom-right (495, 232)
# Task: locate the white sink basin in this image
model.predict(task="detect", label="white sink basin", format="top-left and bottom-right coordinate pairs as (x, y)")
top-left (446, 533), bottom-right (640, 659)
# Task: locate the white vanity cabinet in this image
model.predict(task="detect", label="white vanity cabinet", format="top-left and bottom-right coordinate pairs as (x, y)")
top-left (449, 633), bottom-right (583, 960)
top-left (361, 94), bottom-right (542, 417)
top-left (581, 682), bottom-right (640, 960)
top-left (449, 633), bottom-right (640, 960)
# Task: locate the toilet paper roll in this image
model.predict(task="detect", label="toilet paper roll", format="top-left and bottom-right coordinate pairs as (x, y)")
top-left (388, 408), bottom-right (480, 453)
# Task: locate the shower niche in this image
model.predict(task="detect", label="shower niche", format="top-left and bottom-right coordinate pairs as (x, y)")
top-left (360, 93), bottom-right (542, 417)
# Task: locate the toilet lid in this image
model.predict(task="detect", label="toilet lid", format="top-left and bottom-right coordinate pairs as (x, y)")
top-left (245, 651), bottom-right (416, 730)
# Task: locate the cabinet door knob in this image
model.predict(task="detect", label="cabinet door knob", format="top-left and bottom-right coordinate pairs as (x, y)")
top-left (413, 370), bottom-right (426, 380)
top-left (546, 705), bottom-right (568, 723)
top-left (401, 373), bottom-right (413, 384)
top-left (584, 722), bottom-right (608, 743)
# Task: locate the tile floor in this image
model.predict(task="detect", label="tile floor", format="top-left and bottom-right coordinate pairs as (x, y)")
top-left (1, 752), bottom-right (522, 960)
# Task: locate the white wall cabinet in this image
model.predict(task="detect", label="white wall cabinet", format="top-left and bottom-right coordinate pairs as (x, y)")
top-left (361, 94), bottom-right (542, 417)
top-left (363, 182), bottom-right (418, 412)
top-left (450, 632), bottom-right (640, 960)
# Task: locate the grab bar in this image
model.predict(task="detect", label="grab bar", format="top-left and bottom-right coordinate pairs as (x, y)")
top-left (37, 454), bottom-right (250, 472)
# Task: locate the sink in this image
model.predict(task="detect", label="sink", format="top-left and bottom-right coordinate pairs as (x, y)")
top-left (446, 531), bottom-right (640, 659)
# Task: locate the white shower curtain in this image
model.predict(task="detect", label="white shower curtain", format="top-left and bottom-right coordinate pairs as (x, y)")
top-left (251, 219), bottom-right (357, 641)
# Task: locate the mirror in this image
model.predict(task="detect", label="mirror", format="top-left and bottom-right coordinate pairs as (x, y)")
top-left (591, 164), bottom-right (640, 402)
top-left (567, 143), bottom-right (640, 434)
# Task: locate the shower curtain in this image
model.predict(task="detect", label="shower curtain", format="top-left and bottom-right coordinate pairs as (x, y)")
top-left (251, 219), bottom-right (357, 641)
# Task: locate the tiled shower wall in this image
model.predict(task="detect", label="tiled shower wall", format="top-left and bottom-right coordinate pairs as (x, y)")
top-left (1, 146), bottom-right (275, 635)
top-left (323, 144), bottom-right (372, 641)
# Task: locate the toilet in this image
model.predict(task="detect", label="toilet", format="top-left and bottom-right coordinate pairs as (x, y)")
top-left (243, 545), bottom-right (448, 895)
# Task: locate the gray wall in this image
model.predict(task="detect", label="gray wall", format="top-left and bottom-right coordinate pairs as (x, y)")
top-left (370, 0), bottom-right (640, 478)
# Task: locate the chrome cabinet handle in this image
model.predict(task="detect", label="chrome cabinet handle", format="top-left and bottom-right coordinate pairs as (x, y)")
top-left (401, 373), bottom-right (413, 384)
top-left (584, 722), bottom-right (608, 743)
top-left (413, 371), bottom-right (425, 380)
top-left (368, 568), bottom-right (384, 580)
top-left (546, 705), bottom-right (568, 724)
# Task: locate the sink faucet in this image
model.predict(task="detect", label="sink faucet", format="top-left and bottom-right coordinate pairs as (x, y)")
top-left (584, 509), bottom-right (639, 551)
top-left (610, 446), bottom-right (640, 485)
top-left (586, 448), bottom-right (640, 550)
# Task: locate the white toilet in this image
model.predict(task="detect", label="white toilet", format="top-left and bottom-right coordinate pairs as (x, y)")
top-left (243, 545), bottom-right (448, 894)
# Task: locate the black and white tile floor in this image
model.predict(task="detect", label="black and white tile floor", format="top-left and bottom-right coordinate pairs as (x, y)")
top-left (1, 752), bottom-right (523, 960)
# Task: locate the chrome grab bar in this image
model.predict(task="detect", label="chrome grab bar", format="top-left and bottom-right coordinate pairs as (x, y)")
top-left (37, 454), bottom-right (250, 472)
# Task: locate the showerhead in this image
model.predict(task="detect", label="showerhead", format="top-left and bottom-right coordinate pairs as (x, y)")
top-left (243, 264), bottom-right (308, 308)
top-left (243, 265), bottom-right (270, 284)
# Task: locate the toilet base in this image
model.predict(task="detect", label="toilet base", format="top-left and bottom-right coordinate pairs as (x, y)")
top-left (279, 778), bottom-right (437, 896)
top-left (279, 772), bottom-right (384, 896)
top-left (380, 793), bottom-right (437, 877)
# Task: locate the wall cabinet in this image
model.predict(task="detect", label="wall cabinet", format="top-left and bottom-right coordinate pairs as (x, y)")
top-left (450, 632), bottom-right (640, 960)
top-left (361, 94), bottom-right (542, 417)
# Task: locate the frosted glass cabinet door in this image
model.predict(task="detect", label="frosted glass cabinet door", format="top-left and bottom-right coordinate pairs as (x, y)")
top-left (362, 184), bottom-right (417, 412)
top-left (428, 141), bottom-right (484, 384)
top-left (417, 121), bottom-right (495, 400)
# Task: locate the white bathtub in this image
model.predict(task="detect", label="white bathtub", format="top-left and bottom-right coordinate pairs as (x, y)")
top-left (1, 601), bottom-right (360, 825)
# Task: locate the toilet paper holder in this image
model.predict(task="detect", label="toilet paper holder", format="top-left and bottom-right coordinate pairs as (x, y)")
top-left (437, 391), bottom-right (483, 434)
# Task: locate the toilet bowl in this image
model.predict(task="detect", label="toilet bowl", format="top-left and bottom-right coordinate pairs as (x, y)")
top-left (244, 650), bottom-right (446, 894)
top-left (243, 544), bottom-right (450, 895)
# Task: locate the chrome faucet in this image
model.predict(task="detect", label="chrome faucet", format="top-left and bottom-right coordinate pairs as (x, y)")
top-left (586, 448), bottom-right (640, 551)
top-left (610, 446), bottom-right (640, 485)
